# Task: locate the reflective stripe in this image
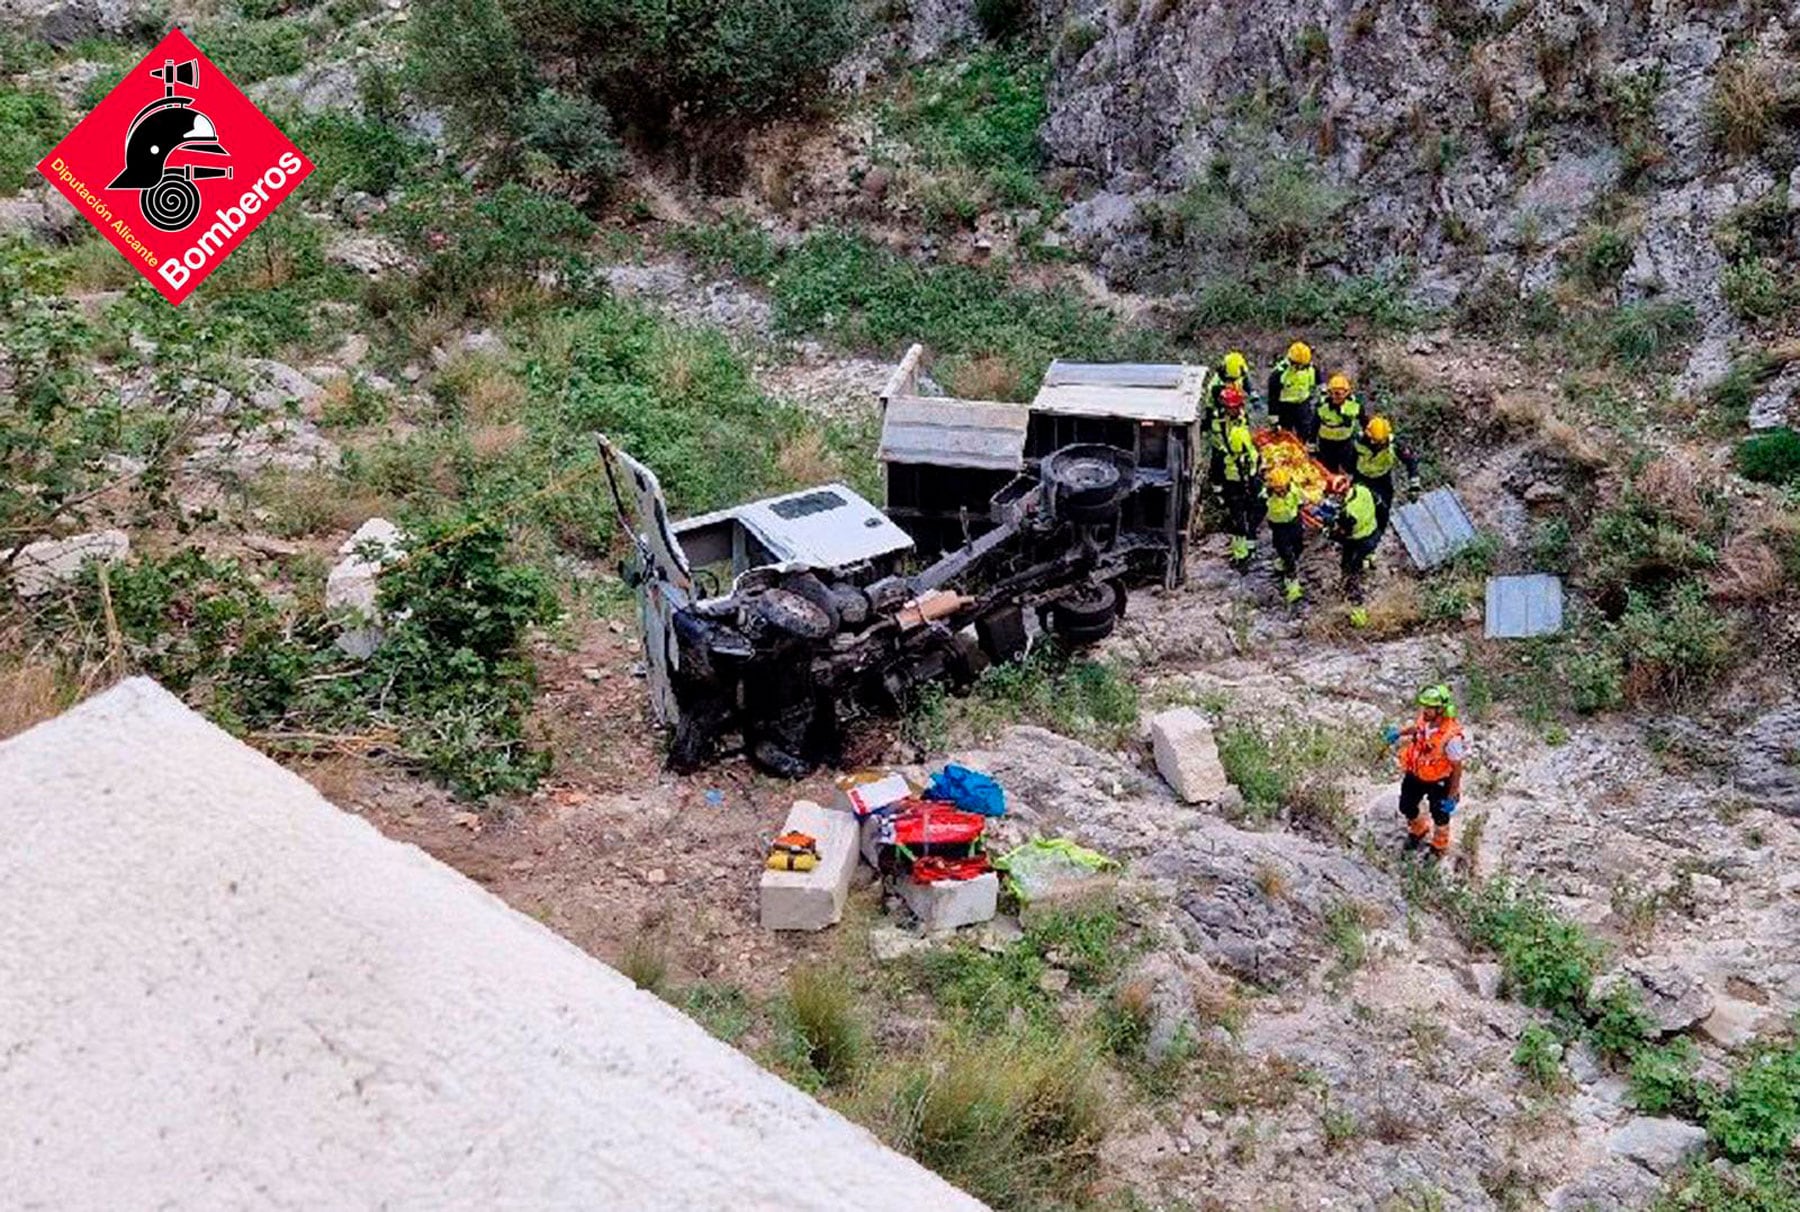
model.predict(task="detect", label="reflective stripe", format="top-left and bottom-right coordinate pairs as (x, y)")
top-left (1222, 422), bottom-right (1259, 481)
top-left (1266, 484), bottom-right (1303, 523)
top-left (1318, 394), bottom-right (1361, 441)
top-left (1402, 714), bottom-right (1465, 782)
top-left (1277, 360), bottom-right (1316, 403)
top-left (1344, 484), bottom-right (1378, 539)
top-left (1355, 439), bottom-right (1396, 479)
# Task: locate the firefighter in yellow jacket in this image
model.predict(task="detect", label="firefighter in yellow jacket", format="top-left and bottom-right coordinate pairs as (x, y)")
top-left (1213, 385), bottom-right (1262, 567)
top-left (1324, 473), bottom-right (1380, 627)
top-left (1264, 465), bottom-right (1306, 603)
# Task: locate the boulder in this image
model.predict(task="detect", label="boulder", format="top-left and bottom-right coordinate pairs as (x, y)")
top-left (1606, 1116), bottom-right (1709, 1175)
top-left (325, 519), bottom-right (407, 658)
top-left (1698, 996), bottom-right (1767, 1050)
top-left (1606, 961), bottom-right (1714, 1036)
top-left (1149, 708), bottom-right (1229, 804)
top-left (9, 530), bottom-right (129, 599)
top-left (186, 420), bottom-right (340, 477)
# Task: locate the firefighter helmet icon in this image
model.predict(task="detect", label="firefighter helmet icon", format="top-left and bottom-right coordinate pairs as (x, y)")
top-left (107, 57), bottom-right (233, 232)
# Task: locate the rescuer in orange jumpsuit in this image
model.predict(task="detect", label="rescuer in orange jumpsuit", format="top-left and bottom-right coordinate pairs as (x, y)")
top-left (1387, 684), bottom-right (1468, 859)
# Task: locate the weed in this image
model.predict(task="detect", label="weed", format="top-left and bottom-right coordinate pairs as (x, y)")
top-left (1568, 223), bottom-right (1634, 292)
top-left (1322, 899), bottom-right (1370, 987)
top-left (1708, 1036), bottom-right (1800, 1164)
top-left (678, 982), bottom-right (754, 1043)
top-left (880, 51), bottom-right (1049, 216)
top-left (1650, 1161), bottom-right (1800, 1211)
top-left (1615, 580), bottom-right (1738, 703)
top-left (936, 644), bottom-right (1140, 751)
top-left (618, 935), bottom-right (669, 992)
top-left (1215, 715), bottom-right (1364, 834)
top-left (0, 86), bottom-right (62, 194)
top-left (1457, 878), bottom-right (1599, 1023)
top-left (1025, 900), bottom-right (1128, 990)
top-left (1630, 1037), bottom-right (1705, 1118)
top-left (858, 1029), bottom-right (1105, 1209)
top-left (1513, 1022), bottom-right (1564, 1090)
top-left (1709, 53), bottom-right (1792, 159)
top-left (1322, 1103), bottom-right (1361, 1151)
top-left (193, 19), bottom-right (308, 84)
top-left (1594, 301), bottom-right (1698, 371)
top-left (1723, 258), bottom-right (1794, 324)
top-left (782, 966), bottom-right (866, 1087)
top-left (1586, 982), bottom-right (1654, 1066)
top-left (1737, 429), bottom-right (1800, 486)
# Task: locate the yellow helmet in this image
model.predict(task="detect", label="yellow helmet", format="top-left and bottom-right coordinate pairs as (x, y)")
top-left (1366, 415), bottom-right (1393, 443)
top-left (1222, 351), bottom-right (1248, 380)
top-left (1266, 467), bottom-right (1292, 493)
top-left (1328, 373), bottom-right (1351, 395)
top-left (1288, 341), bottom-right (1312, 366)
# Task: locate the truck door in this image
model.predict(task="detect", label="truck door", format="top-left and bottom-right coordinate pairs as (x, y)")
top-left (597, 436), bottom-right (692, 727)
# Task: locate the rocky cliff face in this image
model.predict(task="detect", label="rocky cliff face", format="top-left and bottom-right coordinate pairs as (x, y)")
top-left (1041, 0), bottom-right (1798, 402)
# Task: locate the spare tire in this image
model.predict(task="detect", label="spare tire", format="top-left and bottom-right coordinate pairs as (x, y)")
top-left (748, 588), bottom-right (835, 639)
top-left (1043, 444), bottom-right (1136, 516)
top-left (1051, 582), bottom-right (1117, 631)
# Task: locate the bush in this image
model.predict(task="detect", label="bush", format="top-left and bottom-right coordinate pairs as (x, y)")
top-left (880, 51), bottom-right (1048, 216)
top-left (1709, 53), bottom-right (1793, 159)
top-left (1459, 878), bottom-right (1599, 1022)
top-left (1737, 429), bottom-right (1800, 486)
top-left (193, 20), bottom-right (308, 83)
top-left (1586, 982), bottom-right (1655, 1065)
top-left (860, 1030), bottom-right (1105, 1209)
top-left (384, 180), bottom-right (592, 310)
top-left (1630, 1037), bottom-right (1705, 1118)
top-left (520, 89), bottom-right (625, 196)
top-left (782, 967), bottom-right (866, 1087)
top-left (1514, 1022), bottom-right (1564, 1090)
top-left (1598, 301), bottom-right (1698, 370)
top-left (1215, 716), bottom-right (1361, 832)
top-left (1652, 1161), bottom-right (1800, 1211)
top-left (0, 86), bottom-right (61, 194)
top-left (407, 0), bottom-right (533, 135)
top-left (289, 111), bottom-right (430, 196)
top-left (1709, 1038), bottom-right (1800, 1164)
top-left (1615, 579), bottom-right (1738, 702)
top-left (1723, 259), bottom-right (1792, 323)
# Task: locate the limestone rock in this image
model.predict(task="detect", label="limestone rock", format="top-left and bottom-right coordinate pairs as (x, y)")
top-left (1606, 1116), bottom-right (1709, 1175)
top-left (1149, 708), bottom-right (1229, 804)
top-left (1605, 961), bottom-right (1715, 1036)
top-left (9, 530), bottom-right (129, 599)
top-left (325, 233), bottom-right (409, 277)
top-left (186, 420), bottom-right (340, 477)
top-left (246, 360), bottom-right (323, 411)
top-left (325, 519), bottom-right (407, 658)
top-left (1699, 996), bottom-right (1768, 1050)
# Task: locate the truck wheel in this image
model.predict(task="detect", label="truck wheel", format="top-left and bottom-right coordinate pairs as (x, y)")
top-left (1051, 582), bottom-right (1117, 638)
top-left (749, 587), bottom-right (835, 639)
top-left (1054, 616), bottom-right (1115, 645)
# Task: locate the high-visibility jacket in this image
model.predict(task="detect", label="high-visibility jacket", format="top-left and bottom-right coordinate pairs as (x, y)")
top-left (1207, 405), bottom-right (1235, 453)
top-left (1401, 712), bottom-right (1465, 782)
top-left (1337, 483), bottom-right (1378, 541)
top-left (1221, 421), bottom-right (1260, 482)
top-left (1355, 437), bottom-right (1419, 481)
top-left (1266, 483), bottom-right (1304, 525)
top-left (1275, 358), bottom-right (1316, 404)
top-left (1318, 393), bottom-right (1363, 442)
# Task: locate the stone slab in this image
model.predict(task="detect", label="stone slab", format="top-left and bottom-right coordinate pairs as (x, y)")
top-left (899, 871), bottom-right (999, 933)
top-left (1149, 708), bottom-right (1229, 804)
top-left (760, 801), bottom-right (860, 932)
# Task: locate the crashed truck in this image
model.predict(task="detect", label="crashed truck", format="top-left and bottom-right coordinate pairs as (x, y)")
top-left (599, 346), bottom-right (1211, 776)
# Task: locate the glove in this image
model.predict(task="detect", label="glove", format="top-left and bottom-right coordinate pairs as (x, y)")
top-left (1382, 725), bottom-right (1401, 747)
top-left (1441, 797), bottom-right (1459, 816)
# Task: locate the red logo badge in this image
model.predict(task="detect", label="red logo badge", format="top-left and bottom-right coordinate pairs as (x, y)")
top-left (36, 28), bottom-right (313, 305)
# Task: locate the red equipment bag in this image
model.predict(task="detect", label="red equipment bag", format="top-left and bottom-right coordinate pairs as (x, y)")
top-left (873, 799), bottom-right (987, 875)
top-left (910, 855), bottom-right (993, 883)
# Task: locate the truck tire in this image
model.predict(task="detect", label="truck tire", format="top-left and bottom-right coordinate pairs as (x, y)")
top-left (748, 588), bottom-right (835, 639)
top-left (1050, 582), bottom-right (1117, 640)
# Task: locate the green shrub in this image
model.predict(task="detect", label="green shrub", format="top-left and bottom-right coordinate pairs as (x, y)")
top-left (1459, 878), bottom-right (1599, 1022)
top-left (1024, 901), bottom-right (1127, 990)
top-left (1630, 1037), bottom-right (1705, 1118)
top-left (520, 88), bottom-right (624, 195)
top-left (955, 645), bottom-right (1140, 750)
top-left (289, 111), bottom-right (430, 196)
top-left (407, 0), bottom-right (533, 134)
top-left (384, 180), bottom-right (592, 310)
top-left (1723, 259), bottom-right (1793, 323)
top-left (0, 86), bottom-right (61, 194)
top-left (1514, 1022), bottom-right (1564, 1089)
top-left (859, 1029), bottom-right (1105, 1209)
top-left (1651, 1161), bottom-right (1800, 1211)
top-left (1615, 579), bottom-right (1738, 702)
top-left (618, 936), bottom-right (669, 991)
top-left (194, 20), bottom-right (308, 83)
top-left (782, 967), bottom-right (866, 1087)
top-left (679, 983), bottom-right (753, 1043)
top-left (1182, 269), bottom-right (1419, 333)
top-left (1215, 716), bottom-right (1362, 830)
top-left (880, 51), bottom-right (1048, 215)
top-left (1709, 1037), bottom-right (1800, 1164)
top-left (1570, 223), bottom-right (1634, 291)
top-left (1598, 301), bottom-right (1698, 370)
top-left (1586, 982), bottom-right (1655, 1065)
top-left (1737, 429), bottom-right (1800, 486)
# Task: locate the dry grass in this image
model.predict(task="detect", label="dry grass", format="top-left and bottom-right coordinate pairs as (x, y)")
top-left (1360, 578), bottom-right (1424, 636)
top-left (436, 354), bottom-right (527, 425)
top-left (0, 659), bottom-right (67, 741)
top-left (1710, 53), bottom-right (1785, 158)
top-left (1254, 861), bottom-right (1289, 899)
top-left (775, 430), bottom-right (836, 486)
top-left (1496, 388), bottom-right (1608, 467)
top-left (467, 423), bottom-right (527, 460)
top-left (617, 935), bottom-right (670, 993)
top-left (947, 354), bottom-right (1025, 402)
top-left (1708, 533), bottom-right (1783, 603)
top-left (252, 470), bottom-right (391, 538)
top-left (1634, 452), bottom-right (1711, 528)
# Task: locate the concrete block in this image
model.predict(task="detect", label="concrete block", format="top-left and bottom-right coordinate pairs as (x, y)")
top-left (1149, 708), bottom-right (1229, 804)
top-left (760, 800), bottom-right (860, 932)
top-left (899, 871), bottom-right (998, 934)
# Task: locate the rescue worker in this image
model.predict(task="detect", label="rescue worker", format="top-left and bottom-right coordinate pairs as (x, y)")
top-left (1216, 385), bottom-right (1262, 567)
top-left (1324, 473), bottom-right (1380, 626)
top-left (1353, 415), bottom-right (1421, 537)
top-left (1315, 373), bottom-right (1363, 475)
top-left (1264, 465), bottom-right (1306, 603)
top-left (1387, 683), bottom-right (1468, 859)
top-left (1267, 341), bottom-right (1318, 446)
top-left (1209, 350), bottom-right (1256, 417)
